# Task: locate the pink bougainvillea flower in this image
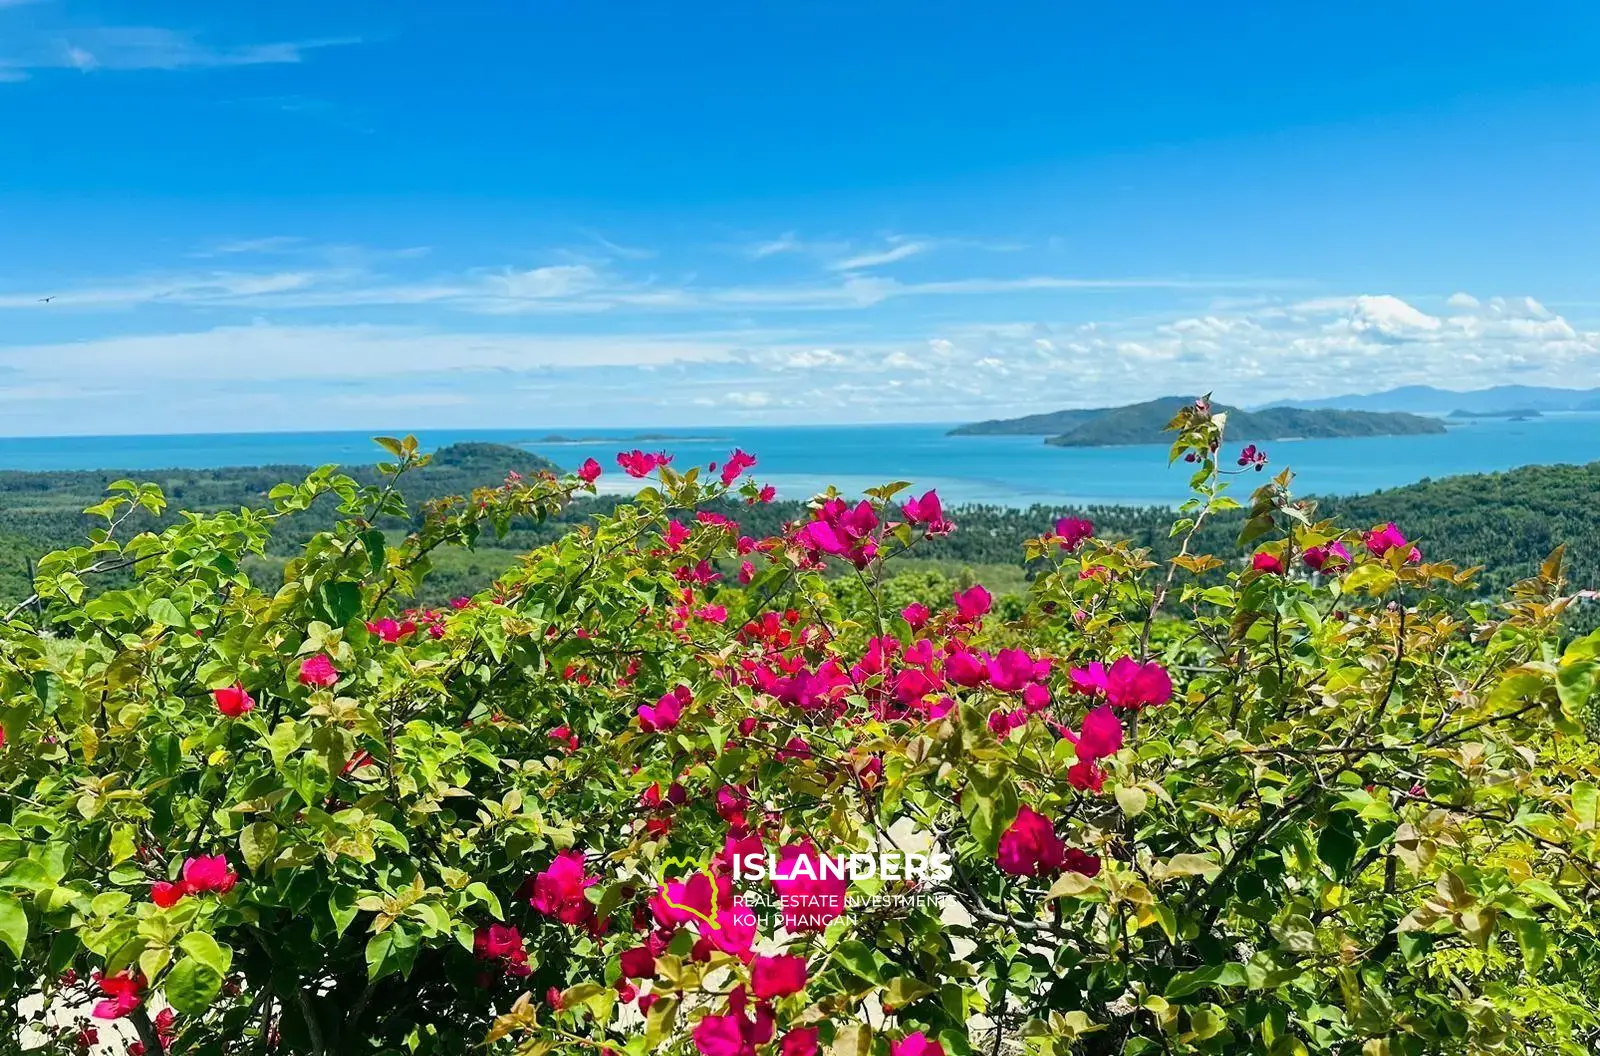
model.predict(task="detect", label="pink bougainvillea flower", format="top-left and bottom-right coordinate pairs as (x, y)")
top-left (1068, 662), bottom-right (1108, 695)
top-left (997, 804), bottom-right (1067, 877)
top-left (987, 648), bottom-right (1049, 693)
top-left (150, 880), bottom-right (188, 908)
top-left (693, 1009), bottom-right (772, 1056)
top-left (944, 648), bottom-right (989, 688)
top-left (664, 519), bottom-right (693, 551)
top-left (703, 898), bottom-right (759, 957)
top-left (639, 685), bottom-right (691, 732)
top-left (1364, 522), bottom-right (1421, 563)
top-left (751, 953), bottom-right (809, 999)
top-left (473, 923), bottom-right (522, 961)
top-left (719, 448), bottom-right (757, 487)
top-left (617, 449), bottom-right (673, 478)
top-left (212, 683), bottom-right (254, 718)
top-left (775, 736), bottom-right (812, 762)
top-left (182, 854), bottom-right (238, 895)
top-left (1061, 704), bottom-right (1123, 764)
top-left (90, 970), bottom-right (145, 1020)
top-left (578, 457), bottom-right (603, 484)
top-left (891, 1032), bottom-right (945, 1056)
top-left (1104, 657), bottom-right (1173, 710)
top-left (1067, 758), bottom-right (1106, 793)
top-left (297, 653), bottom-right (339, 688)
top-left (952, 584), bottom-right (991, 622)
top-left (771, 841), bottom-right (847, 932)
top-left (901, 602), bottom-right (931, 630)
top-left (902, 489), bottom-right (953, 536)
top-left (1303, 540), bottom-right (1351, 571)
top-left (547, 725), bottom-right (579, 752)
top-left (1252, 551), bottom-right (1285, 575)
top-left (1054, 516), bottom-right (1094, 552)
top-left (530, 850), bottom-right (598, 925)
top-left (779, 1027), bottom-right (821, 1056)
top-left (366, 617), bottom-right (417, 643)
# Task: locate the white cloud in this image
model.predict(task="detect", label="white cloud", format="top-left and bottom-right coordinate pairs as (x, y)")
top-left (748, 233), bottom-right (804, 259)
top-left (1446, 292), bottom-right (1480, 309)
top-left (828, 240), bottom-right (932, 271)
top-left (0, 25), bottom-right (357, 81)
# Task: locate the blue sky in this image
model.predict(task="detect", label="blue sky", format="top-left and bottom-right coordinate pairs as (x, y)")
top-left (2, 0), bottom-right (1599, 435)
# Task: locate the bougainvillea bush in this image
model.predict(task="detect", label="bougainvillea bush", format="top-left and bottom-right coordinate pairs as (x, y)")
top-left (3, 403), bottom-right (1600, 1056)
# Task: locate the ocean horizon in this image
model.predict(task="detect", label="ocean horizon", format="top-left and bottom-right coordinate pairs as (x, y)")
top-left (2, 414), bottom-right (1597, 508)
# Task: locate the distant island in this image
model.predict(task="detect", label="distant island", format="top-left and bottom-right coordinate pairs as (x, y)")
top-left (1263, 384), bottom-right (1600, 415)
top-left (1447, 408), bottom-right (1543, 420)
top-left (530, 433), bottom-right (728, 445)
top-left (951, 397), bottom-right (1448, 448)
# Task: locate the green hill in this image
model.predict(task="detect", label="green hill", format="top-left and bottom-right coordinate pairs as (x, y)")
top-left (952, 398), bottom-right (1446, 446)
top-left (1031, 399), bottom-right (1446, 447)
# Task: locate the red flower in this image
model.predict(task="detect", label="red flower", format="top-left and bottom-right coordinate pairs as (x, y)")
top-left (1063, 847), bottom-right (1102, 876)
top-left (212, 683), bottom-right (254, 718)
top-left (997, 805), bottom-right (1066, 877)
top-left (901, 602), bottom-right (930, 630)
top-left (529, 850), bottom-right (598, 925)
top-left (297, 653), bottom-right (339, 688)
top-left (779, 1028), bottom-right (820, 1056)
top-left (1364, 522), bottom-right (1421, 563)
top-left (578, 457), bottom-right (603, 484)
top-left (1304, 541), bottom-right (1351, 571)
top-left (182, 854), bottom-right (238, 894)
top-left (151, 880), bottom-right (188, 908)
top-left (902, 489), bottom-right (953, 536)
top-left (750, 953), bottom-right (809, 999)
top-left (1251, 551), bottom-right (1285, 575)
top-left (90, 970), bottom-right (145, 1020)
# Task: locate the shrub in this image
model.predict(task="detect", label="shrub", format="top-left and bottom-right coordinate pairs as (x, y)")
top-left (2, 408), bottom-right (1598, 1055)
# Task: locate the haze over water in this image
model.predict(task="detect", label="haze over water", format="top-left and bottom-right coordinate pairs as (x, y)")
top-left (3, 415), bottom-right (1596, 508)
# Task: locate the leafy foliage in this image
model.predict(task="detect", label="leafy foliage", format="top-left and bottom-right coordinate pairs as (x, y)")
top-left (2, 407), bottom-right (1600, 1055)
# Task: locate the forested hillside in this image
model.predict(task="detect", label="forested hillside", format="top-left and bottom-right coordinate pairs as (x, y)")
top-left (2, 443), bottom-right (1596, 623)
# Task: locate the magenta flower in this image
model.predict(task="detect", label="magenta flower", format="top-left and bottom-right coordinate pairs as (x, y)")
top-left (751, 953), bottom-right (809, 999)
top-left (529, 850), bottom-right (597, 926)
top-left (719, 448), bottom-right (757, 486)
top-left (182, 854), bottom-right (239, 894)
top-left (996, 804), bottom-right (1066, 877)
top-left (617, 449), bottom-right (673, 478)
top-left (1104, 657), bottom-right (1173, 710)
top-left (1364, 522), bottom-right (1421, 563)
top-left (1252, 551), bottom-right (1285, 575)
top-left (212, 683), bottom-right (254, 718)
top-left (297, 653), bottom-right (339, 688)
top-left (952, 584), bottom-right (991, 622)
top-left (638, 685), bottom-right (690, 732)
top-left (1054, 516), bottom-right (1094, 551)
top-left (1304, 540), bottom-right (1351, 571)
top-left (90, 970), bottom-right (145, 1021)
top-left (578, 457), bottom-right (602, 484)
top-left (892, 1031), bottom-right (946, 1056)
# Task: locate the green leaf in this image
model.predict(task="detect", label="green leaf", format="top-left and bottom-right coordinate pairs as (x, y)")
top-left (1115, 786), bottom-right (1150, 818)
top-left (165, 955), bottom-right (224, 1015)
top-left (834, 939), bottom-right (880, 983)
top-left (961, 766), bottom-right (1019, 857)
top-left (0, 893), bottom-right (27, 959)
top-left (884, 975), bottom-right (935, 1008)
top-left (178, 932), bottom-right (233, 977)
top-left (1165, 963), bottom-right (1248, 1000)
top-left (1556, 661), bottom-right (1598, 715)
top-left (146, 597), bottom-right (188, 628)
top-left (240, 822), bottom-right (279, 874)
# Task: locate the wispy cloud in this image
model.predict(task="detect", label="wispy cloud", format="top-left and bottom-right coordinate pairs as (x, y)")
top-left (748, 233), bottom-right (805, 259)
top-left (827, 239), bottom-right (933, 271)
top-left (0, 23), bottom-right (357, 81)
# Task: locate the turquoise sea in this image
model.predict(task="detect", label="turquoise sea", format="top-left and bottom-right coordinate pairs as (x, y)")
top-left (2, 415), bottom-right (1597, 508)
